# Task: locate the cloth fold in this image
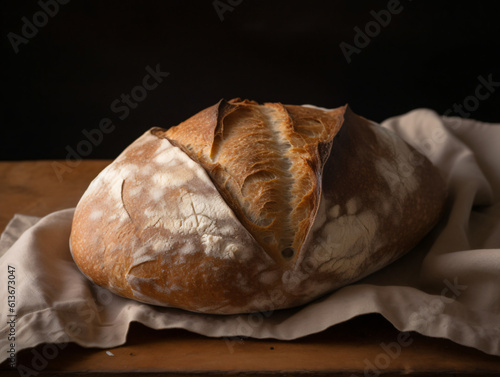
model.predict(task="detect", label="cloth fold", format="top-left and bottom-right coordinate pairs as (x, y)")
top-left (1, 109), bottom-right (499, 362)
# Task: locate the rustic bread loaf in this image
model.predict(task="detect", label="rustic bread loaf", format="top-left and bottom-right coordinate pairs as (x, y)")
top-left (70, 99), bottom-right (446, 314)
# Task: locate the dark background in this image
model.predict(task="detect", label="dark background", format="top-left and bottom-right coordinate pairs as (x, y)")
top-left (2, 0), bottom-right (499, 161)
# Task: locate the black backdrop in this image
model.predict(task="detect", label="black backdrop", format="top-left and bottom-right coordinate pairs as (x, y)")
top-left (2, 0), bottom-right (500, 161)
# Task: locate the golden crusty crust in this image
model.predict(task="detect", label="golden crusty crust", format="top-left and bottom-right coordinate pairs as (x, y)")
top-left (70, 100), bottom-right (446, 314)
top-left (162, 99), bottom-right (345, 265)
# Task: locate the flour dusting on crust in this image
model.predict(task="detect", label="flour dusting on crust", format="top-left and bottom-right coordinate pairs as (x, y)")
top-left (70, 102), bottom-right (446, 314)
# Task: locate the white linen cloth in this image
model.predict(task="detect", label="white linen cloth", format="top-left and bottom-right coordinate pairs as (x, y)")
top-left (1, 109), bottom-right (499, 364)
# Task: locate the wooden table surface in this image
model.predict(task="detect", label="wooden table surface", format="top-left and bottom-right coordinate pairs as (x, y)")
top-left (1, 160), bottom-right (500, 376)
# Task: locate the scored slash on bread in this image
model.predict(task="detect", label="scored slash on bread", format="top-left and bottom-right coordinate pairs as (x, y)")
top-left (159, 99), bottom-right (345, 265)
top-left (70, 99), bottom-right (446, 314)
